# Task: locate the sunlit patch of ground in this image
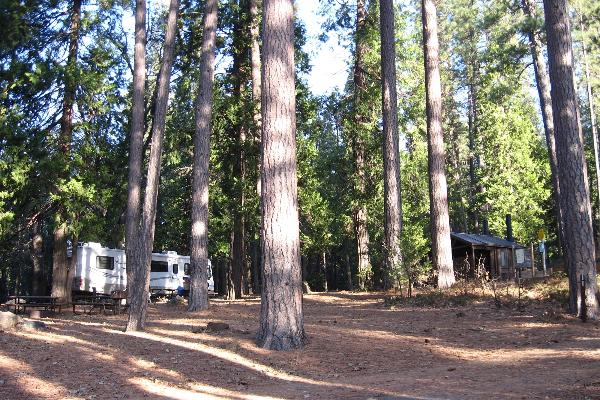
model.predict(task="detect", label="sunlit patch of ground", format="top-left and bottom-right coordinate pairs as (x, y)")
top-left (1, 287), bottom-right (599, 400)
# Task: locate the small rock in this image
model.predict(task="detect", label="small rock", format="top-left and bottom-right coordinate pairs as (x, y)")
top-left (424, 339), bottom-right (430, 344)
top-left (456, 312), bottom-right (465, 318)
top-left (447, 367), bottom-right (456, 371)
top-left (0, 311), bottom-right (22, 330)
top-left (207, 322), bottom-right (229, 331)
top-left (191, 326), bottom-right (206, 334)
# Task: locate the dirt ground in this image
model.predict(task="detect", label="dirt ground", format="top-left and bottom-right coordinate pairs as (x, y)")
top-left (1, 290), bottom-right (599, 400)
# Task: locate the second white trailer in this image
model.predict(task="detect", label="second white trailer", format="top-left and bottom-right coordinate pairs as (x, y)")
top-left (72, 242), bottom-right (212, 295)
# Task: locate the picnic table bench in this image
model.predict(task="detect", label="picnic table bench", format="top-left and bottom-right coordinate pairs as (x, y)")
top-left (1, 295), bottom-right (65, 314)
top-left (149, 288), bottom-right (177, 302)
top-left (72, 292), bottom-right (128, 315)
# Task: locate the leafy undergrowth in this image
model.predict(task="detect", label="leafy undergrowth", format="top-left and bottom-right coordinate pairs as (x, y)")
top-left (525, 274), bottom-right (570, 307)
top-left (385, 273), bottom-right (574, 313)
top-left (384, 288), bottom-right (484, 308)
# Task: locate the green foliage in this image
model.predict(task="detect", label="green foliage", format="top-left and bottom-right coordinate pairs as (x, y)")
top-left (0, 0), bottom-right (590, 298)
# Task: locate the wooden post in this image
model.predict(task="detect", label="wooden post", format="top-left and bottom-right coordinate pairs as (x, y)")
top-left (530, 243), bottom-right (535, 278)
top-left (470, 245), bottom-right (476, 279)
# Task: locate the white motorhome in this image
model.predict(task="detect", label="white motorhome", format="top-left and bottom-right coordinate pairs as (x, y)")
top-left (72, 242), bottom-right (127, 294)
top-left (72, 242), bottom-right (213, 295)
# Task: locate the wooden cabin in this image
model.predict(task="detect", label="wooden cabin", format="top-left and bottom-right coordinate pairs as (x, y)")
top-left (450, 232), bottom-right (529, 281)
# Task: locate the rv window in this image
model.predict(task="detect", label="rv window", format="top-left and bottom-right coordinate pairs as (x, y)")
top-left (184, 263), bottom-right (190, 275)
top-left (173, 264), bottom-right (178, 274)
top-left (97, 256), bottom-right (115, 270)
top-left (151, 261), bottom-right (169, 273)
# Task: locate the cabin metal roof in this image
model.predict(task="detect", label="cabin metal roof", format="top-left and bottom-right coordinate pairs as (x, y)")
top-left (450, 232), bottom-right (525, 249)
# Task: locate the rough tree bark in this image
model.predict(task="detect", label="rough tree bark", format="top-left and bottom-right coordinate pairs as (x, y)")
top-left (543, 0), bottom-right (599, 319)
top-left (379, 0), bottom-right (403, 290)
top-left (422, 0), bottom-right (455, 289)
top-left (51, 0), bottom-right (81, 304)
top-left (188, 0), bottom-right (218, 312)
top-left (250, 0), bottom-right (262, 131)
top-left (250, 0), bottom-right (262, 295)
top-left (231, 2), bottom-right (249, 299)
top-left (466, 0), bottom-right (480, 231)
top-left (256, 0), bottom-right (306, 350)
top-left (521, 0), bottom-right (565, 254)
top-left (353, 0), bottom-right (372, 291)
top-left (127, 0), bottom-right (179, 330)
top-left (31, 221), bottom-right (44, 295)
top-left (125, 0), bottom-right (146, 304)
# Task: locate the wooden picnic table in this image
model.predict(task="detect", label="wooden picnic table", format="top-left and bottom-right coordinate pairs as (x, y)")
top-left (72, 293), bottom-right (127, 315)
top-left (2, 295), bottom-right (64, 314)
top-left (149, 288), bottom-right (177, 302)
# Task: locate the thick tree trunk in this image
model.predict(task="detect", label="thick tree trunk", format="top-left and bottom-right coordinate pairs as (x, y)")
top-left (543, 0), bottom-right (599, 320)
top-left (125, 0), bottom-right (147, 303)
top-left (422, 0), bottom-right (455, 289)
top-left (31, 221), bottom-right (44, 295)
top-left (51, 223), bottom-right (69, 300)
top-left (379, 0), bottom-right (403, 290)
top-left (353, 0), bottom-right (372, 291)
top-left (127, 0), bottom-right (179, 330)
top-left (188, 0), bottom-right (218, 312)
top-left (51, 0), bottom-right (81, 303)
top-left (521, 0), bottom-right (565, 256)
top-left (256, 0), bottom-right (306, 350)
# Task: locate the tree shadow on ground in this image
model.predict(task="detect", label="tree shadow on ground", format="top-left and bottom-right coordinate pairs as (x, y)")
top-left (1, 293), bottom-right (599, 399)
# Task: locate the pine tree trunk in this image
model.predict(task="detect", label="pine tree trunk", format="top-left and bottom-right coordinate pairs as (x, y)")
top-left (379, 0), bottom-right (403, 290)
top-left (521, 0), bottom-right (565, 255)
top-left (322, 252), bottom-right (328, 292)
top-left (226, 233), bottom-right (236, 299)
top-left (188, 0), bottom-right (218, 312)
top-left (125, 0), bottom-right (147, 302)
top-left (127, 0), bottom-right (179, 330)
top-left (251, 240), bottom-right (261, 294)
top-left (579, 15), bottom-right (600, 235)
top-left (51, 223), bottom-right (69, 300)
top-left (543, 0), bottom-right (599, 320)
top-left (231, 4), bottom-right (249, 300)
top-left (51, 0), bottom-right (81, 303)
top-left (256, 0), bottom-right (306, 350)
top-left (353, 0), bottom-right (372, 291)
top-left (250, 0), bottom-right (262, 135)
top-left (422, 0), bottom-right (455, 289)
top-left (31, 221), bottom-right (44, 296)
top-left (250, 0), bottom-right (262, 296)
top-left (231, 139), bottom-right (246, 300)
top-left (466, 2), bottom-right (480, 231)
top-left (344, 251), bottom-right (354, 291)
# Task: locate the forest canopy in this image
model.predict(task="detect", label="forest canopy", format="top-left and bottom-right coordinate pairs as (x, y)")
top-left (0, 0), bottom-right (599, 308)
